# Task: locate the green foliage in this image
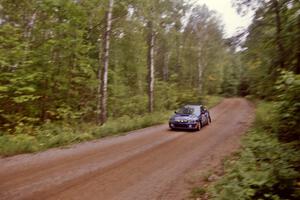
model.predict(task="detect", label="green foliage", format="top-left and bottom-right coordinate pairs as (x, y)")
top-left (0, 111), bottom-right (170, 156)
top-left (0, 134), bottom-right (39, 155)
top-left (93, 111), bottom-right (171, 138)
top-left (275, 71), bottom-right (300, 142)
top-left (190, 186), bottom-right (206, 199)
top-left (154, 81), bottom-right (179, 111)
top-left (254, 102), bottom-right (279, 133)
top-left (202, 95), bottom-right (224, 108)
top-left (221, 53), bottom-right (241, 97)
top-left (235, 0), bottom-right (300, 97)
top-left (211, 102), bottom-right (300, 200)
top-left (207, 1), bottom-right (300, 198)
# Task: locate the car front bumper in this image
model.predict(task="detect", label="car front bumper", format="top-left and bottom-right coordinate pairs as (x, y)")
top-left (169, 122), bottom-right (198, 130)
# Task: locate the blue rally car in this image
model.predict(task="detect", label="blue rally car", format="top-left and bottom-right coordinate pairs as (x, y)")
top-left (169, 105), bottom-right (211, 131)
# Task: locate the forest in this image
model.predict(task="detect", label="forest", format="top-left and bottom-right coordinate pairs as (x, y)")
top-left (210, 0), bottom-right (300, 199)
top-left (0, 0), bottom-right (299, 199)
top-left (0, 0), bottom-right (237, 150)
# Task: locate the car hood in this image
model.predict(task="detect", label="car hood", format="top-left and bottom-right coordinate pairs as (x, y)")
top-left (170, 114), bottom-right (197, 121)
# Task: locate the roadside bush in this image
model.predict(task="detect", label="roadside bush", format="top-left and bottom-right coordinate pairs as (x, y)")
top-left (0, 134), bottom-right (39, 155)
top-left (211, 102), bottom-right (300, 200)
top-left (254, 102), bottom-right (278, 133)
top-left (202, 95), bottom-right (223, 108)
top-left (212, 130), bottom-right (300, 200)
top-left (0, 111), bottom-right (171, 156)
top-left (92, 111), bottom-right (171, 138)
top-left (275, 71), bottom-right (300, 143)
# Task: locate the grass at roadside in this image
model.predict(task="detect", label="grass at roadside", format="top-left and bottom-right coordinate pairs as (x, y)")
top-left (202, 95), bottom-right (223, 108)
top-left (0, 111), bottom-right (171, 156)
top-left (189, 101), bottom-right (300, 200)
top-left (0, 95), bottom-right (223, 157)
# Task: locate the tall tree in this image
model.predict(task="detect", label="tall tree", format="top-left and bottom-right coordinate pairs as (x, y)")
top-left (233, 0), bottom-right (300, 97)
top-left (183, 5), bottom-right (225, 94)
top-left (273, 0), bottom-right (285, 68)
top-left (97, 0), bottom-right (114, 124)
top-left (147, 20), bottom-right (155, 112)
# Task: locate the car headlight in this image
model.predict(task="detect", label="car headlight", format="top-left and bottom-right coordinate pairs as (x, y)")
top-left (188, 119), bottom-right (196, 123)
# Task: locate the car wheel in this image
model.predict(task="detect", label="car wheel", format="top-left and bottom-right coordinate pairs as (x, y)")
top-left (196, 122), bottom-right (200, 131)
top-left (200, 121), bottom-right (203, 129)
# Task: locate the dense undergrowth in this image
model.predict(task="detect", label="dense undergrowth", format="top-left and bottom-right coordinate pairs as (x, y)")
top-left (210, 72), bottom-right (300, 200)
top-left (0, 111), bottom-right (171, 156)
top-left (0, 95), bottom-right (222, 156)
top-left (211, 102), bottom-right (300, 200)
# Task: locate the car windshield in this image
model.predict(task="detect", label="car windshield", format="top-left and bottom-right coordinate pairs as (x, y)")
top-left (177, 106), bottom-right (200, 115)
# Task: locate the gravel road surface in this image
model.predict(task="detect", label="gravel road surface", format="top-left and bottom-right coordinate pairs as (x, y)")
top-left (0, 98), bottom-right (254, 200)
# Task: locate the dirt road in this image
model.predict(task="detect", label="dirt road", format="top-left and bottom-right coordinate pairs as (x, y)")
top-left (0, 98), bottom-right (254, 200)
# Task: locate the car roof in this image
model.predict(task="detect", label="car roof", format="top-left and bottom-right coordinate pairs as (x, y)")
top-left (184, 104), bottom-right (203, 107)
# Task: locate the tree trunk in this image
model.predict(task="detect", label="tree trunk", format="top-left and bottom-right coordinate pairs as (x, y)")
top-left (147, 21), bottom-right (155, 113)
top-left (296, 50), bottom-right (300, 74)
top-left (97, 0), bottom-right (114, 125)
top-left (25, 11), bottom-right (37, 39)
top-left (96, 40), bottom-right (102, 123)
top-left (163, 52), bottom-right (170, 81)
top-left (273, 0), bottom-right (285, 69)
top-left (175, 34), bottom-right (181, 72)
top-left (198, 62), bottom-right (203, 93)
top-left (22, 11), bottom-right (37, 65)
top-left (198, 49), bottom-right (203, 93)
top-left (296, 14), bottom-right (300, 74)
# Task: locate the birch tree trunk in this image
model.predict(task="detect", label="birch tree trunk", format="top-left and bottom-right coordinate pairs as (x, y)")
top-left (198, 48), bottom-right (203, 94)
top-left (22, 11), bottom-right (37, 67)
top-left (147, 21), bottom-right (155, 113)
top-left (97, 0), bottom-right (114, 125)
top-left (96, 48), bottom-right (102, 123)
